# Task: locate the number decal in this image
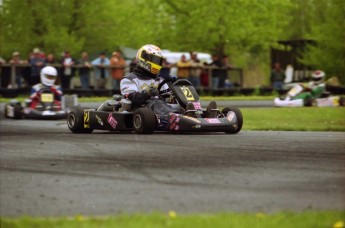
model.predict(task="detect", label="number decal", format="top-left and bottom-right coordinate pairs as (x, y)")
top-left (84, 111), bottom-right (90, 128)
top-left (181, 86), bottom-right (195, 101)
top-left (41, 93), bottom-right (54, 102)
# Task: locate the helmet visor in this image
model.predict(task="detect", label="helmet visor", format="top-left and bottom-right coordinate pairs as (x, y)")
top-left (45, 74), bottom-right (56, 80)
top-left (141, 51), bottom-right (164, 66)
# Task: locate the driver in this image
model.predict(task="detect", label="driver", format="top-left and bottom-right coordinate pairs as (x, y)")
top-left (287, 70), bottom-right (326, 100)
top-left (30, 66), bottom-right (62, 108)
top-left (120, 44), bottom-right (170, 108)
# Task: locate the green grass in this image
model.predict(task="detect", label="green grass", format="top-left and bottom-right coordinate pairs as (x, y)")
top-left (241, 107), bottom-right (345, 131)
top-left (1, 211), bottom-right (344, 228)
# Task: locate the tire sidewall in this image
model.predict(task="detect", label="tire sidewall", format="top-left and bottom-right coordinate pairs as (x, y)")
top-left (222, 107), bottom-right (243, 134)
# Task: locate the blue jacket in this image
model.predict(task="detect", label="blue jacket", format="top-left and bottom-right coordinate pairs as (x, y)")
top-left (91, 57), bottom-right (110, 79)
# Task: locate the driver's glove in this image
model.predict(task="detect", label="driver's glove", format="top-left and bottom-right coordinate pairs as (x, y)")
top-left (170, 76), bottom-right (177, 82)
top-left (146, 86), bottom-right (159, 97)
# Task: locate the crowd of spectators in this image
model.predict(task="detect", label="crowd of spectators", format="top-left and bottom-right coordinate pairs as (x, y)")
top-left (0, 48), bottom-right (127, 91)
top-left (159, 52), bottom-right (234, 89)
top-left (1, 49), bottom-right (236, 91)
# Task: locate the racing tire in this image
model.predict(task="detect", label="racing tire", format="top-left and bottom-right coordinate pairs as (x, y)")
top-left (339, 96), bottom-right (345, 106)
top-left (67, 106), bottom-right (93, 133)
top-left (4, 103), bottom-right (23, 119)
top-left (222, 107), bottom-right (243, 134)
top-left (304, 98), bottom-right (316, 107)
top-left (133, 107), bottom-right (157, 134)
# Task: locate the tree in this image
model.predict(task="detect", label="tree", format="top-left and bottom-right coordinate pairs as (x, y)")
top-left (301, 0), bottom-right (345, 83)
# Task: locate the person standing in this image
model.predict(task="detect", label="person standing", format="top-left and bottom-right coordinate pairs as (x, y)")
top-left (209, 54), bottom-right (224, 89)
top-left (270, 62), bottom-right (286, 90)
top-left (29, 48), bottom-right (45, 86)
top-left (9, 52), bottom-right (28, 88)
top-left (77, 52), bottom-right (92, 89)
top-left (60, 51), bottom-right (75, 89)
top-left (176, 54), bottom-right (191, 79)
top-left (189, 52), bottom-right (203, 88)
top-left (110, 51), bottom-right (126, 92)
top-left (91, 52), bottom-right (110, 89)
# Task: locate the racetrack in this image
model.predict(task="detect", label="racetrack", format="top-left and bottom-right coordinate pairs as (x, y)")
top-left (0, 109), bottom-right (344, 217)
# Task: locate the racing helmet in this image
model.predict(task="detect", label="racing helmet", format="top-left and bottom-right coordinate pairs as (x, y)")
top-left (40, 66), bottom-right (58, 86)
top-left (136, 44), bottom-right (164, 77)
top-left (311, 70), bottom-right (325, 85)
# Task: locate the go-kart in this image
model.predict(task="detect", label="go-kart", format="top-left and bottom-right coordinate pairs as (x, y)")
top-left (274, 83), bottom-right (345, 107)
top-left (4, 88), bottom-right (78, 120)
top-left (67, 78), bottom-right (243, 134)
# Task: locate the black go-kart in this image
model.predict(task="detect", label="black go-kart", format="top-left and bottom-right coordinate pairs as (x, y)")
top-left (4, 88), bottom-right (78, 120)
top-left (67, 78), bottom-right (243, 134)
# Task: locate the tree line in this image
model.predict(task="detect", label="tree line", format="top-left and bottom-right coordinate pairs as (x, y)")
top-left (1, 0), bottom-right (344, 84)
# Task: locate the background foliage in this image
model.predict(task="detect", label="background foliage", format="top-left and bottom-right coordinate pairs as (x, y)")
top-left (0, 0), bottom-right (344, 84)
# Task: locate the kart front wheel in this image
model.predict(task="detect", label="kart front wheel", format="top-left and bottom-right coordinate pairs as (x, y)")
top-left (67, 106), bottom-right (93, 133)
top-left (133, 108), bottom-right (157, 134)
top-left (222, 107), bottom-right (243, 134)
top-left (4, 103), bottom-right (22, 119)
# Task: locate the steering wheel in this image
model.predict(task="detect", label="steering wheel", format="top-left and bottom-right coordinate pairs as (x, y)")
top-left (155, 77), bottom-right (176, 101)
top-left (157, 77), bottom-right (175, 93)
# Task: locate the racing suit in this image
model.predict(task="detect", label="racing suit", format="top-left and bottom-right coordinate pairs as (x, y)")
top-left (291, 82), bottom-right (325, 100)
top-left (120, 67), bottom-right (169, 107)
top-left (30, 83), bottom-right (63, 109)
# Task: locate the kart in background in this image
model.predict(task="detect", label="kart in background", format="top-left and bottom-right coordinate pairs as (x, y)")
top-left (274, 84), bottom-right (345, 107)
top-left (67, 78), bottom-right (243, 134)
top-left (4, 89), bottom-right (78, 120)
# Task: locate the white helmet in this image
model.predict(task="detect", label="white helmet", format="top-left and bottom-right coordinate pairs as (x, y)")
top-left (311, 70), bottom-right (325, 85)
top-left (40, 66), bottom-right (57, 86)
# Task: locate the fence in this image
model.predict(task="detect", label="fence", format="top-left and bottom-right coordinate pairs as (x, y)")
top-left (0, 64), bottom-right (243, 92)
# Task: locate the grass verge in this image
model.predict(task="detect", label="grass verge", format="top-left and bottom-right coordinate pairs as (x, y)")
top-left (1, 211), bottom-right (344, 228)
top-left (241, 107), bottom-right (345, 131)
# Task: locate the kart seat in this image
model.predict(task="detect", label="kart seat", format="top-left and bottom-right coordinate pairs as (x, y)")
top-left (170, 79), bottom-right (199, 109)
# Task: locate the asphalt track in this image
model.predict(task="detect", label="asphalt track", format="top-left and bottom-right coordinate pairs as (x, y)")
top-left (0, 104), bottom-right (344, 217)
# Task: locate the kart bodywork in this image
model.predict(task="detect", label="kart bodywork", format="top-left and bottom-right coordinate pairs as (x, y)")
top-left (274, 84), bottom-right (345, 107)
top-left (4, 91), bottom-right (78, 120)
top-left (67, 79), bottom-right (243, 134)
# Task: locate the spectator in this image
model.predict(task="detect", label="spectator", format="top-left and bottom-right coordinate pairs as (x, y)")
top-left (45, 54), bottom-right (56, 65)
top-left (270, 62), bottom-right (286, 90)
top-left (110, 51), bottom-right (126, 92)
top-left (209, 54), bottom-right (225, 89)
top-left (60, 51), bottom-right (75, 89)
top-left (176, 54), bottom-right (191, 79)
top-left (77, 52), bottom-right (92, 89)
top-left (222, 55), bottom-right (233, 88)
top-left (158, 58), bottom-right (173, 80)
top-left (91, 52), bottom-right (110, 89)
top-left (29, 48), bottom-right (45, 86)
top-left (9, 51), bottom-right (28, 88)
top-left (189, 52), bottom-right (203, 88)
top-left (0, 57), bottom-right (5, 87)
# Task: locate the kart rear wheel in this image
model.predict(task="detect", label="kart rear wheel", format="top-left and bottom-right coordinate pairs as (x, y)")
top-left (222, 107), bottom-right (243, 134)
top-left (133, 107), bottom-right (157, 134)
top-left (67, 106), bottom-right (93, 133)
